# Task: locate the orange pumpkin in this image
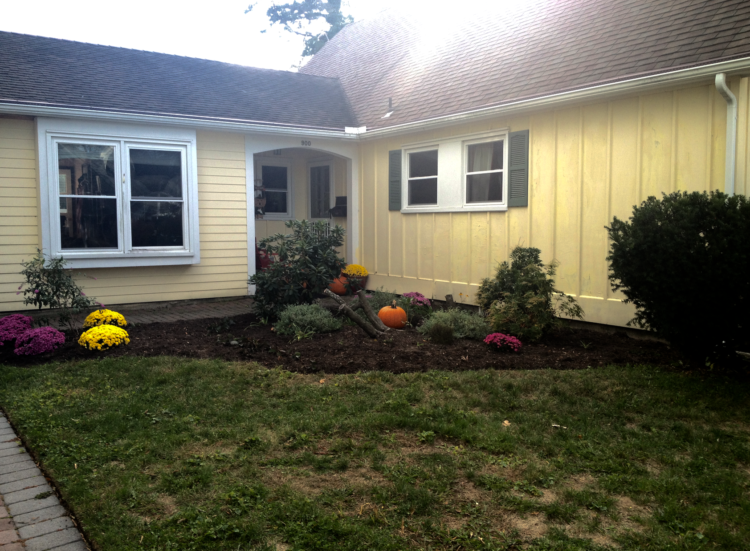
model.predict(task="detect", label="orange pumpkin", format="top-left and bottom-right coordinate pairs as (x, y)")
top-left (378, 300), bottom-right (407, 329)
top-left (329, 277), bottom-right (347, 295)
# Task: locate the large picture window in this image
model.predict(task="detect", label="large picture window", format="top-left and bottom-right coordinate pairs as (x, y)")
top-left (38, 118), bottom-right (199, 268)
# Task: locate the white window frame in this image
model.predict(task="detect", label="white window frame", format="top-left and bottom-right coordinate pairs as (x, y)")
top-left (37, 118), bottom-right (200, 269)
top-left (255, 158), bottom-right (293, 220)
top-left (400, 129), bottom-right (509, 213)
top-left (462, 135), bottom-right (508, 208)
top-left (404, 146), bottom-right (439, 208)
top-left (308, 160), bottom-right (334, 220)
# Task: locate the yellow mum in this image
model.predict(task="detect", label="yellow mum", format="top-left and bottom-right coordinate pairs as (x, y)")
top-left (78, 325), bottom-right (130, 351)
top-left (342, 264), bottom-right (368, 277)
top-left (83, 309), bottom-right (127, 329)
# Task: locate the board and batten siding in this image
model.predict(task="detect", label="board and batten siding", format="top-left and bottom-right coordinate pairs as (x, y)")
top-left (0, 122), bottom-right (249, 312)
top-left (358, 78), bottom-right (750, 327)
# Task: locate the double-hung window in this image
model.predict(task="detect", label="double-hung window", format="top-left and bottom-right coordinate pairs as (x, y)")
top-left (38, 118), bottom-right (199, 268)
top-left (398, 130), bottom-right (516, 213)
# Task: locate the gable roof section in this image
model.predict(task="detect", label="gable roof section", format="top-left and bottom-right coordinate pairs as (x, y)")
top-left (301, 0), bottom-right (750, 130)
top-left (0, 31), bottom-right (357, 131)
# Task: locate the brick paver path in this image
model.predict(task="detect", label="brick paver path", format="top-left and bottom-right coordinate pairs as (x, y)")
top-left (0, 413), bottom-right (87, 550)
top-left (38, 297), bottom-right (255, 329)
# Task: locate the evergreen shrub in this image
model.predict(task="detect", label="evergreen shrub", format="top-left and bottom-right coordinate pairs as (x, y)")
top-left (606, 190), bottom-right (750, 366)
top-left (477, 247), bottom-right (583, 342)
top-left (250, 221), bottom-right (346, 318)
top-left (417, 309), bottom-right (489, 341)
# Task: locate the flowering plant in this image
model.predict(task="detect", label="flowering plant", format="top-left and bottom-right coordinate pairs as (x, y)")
top-left (14, 327), bottom-right (65, 356)
top-left (484, 332), bottom-right (522, 353)
top-left (403, 292), bottom-right (431, 307)
top-left (342, 264), bottom-right (368, 278)
top-left (78, 325), bottom-right (130, 351)
top-left (0, 314), bottom-right (33, 346)
top-left (83, 309), bottom-right (127, 329)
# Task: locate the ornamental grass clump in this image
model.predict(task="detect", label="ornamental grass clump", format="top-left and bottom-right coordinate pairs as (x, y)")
top-left (274, 304), bottom-right (342, 336)
top-left (78, 325), bottom-right (130, 351)
top-left (0, 314), bottom-right (33, 346)
top-left (418, 309), bottom-right (490, 341)
top-left (14, 327), bottom-right (65, 356)
top-left (83, 309), bottom-right (127, 329)
top-left (484, 333), bottom-right (522, 353)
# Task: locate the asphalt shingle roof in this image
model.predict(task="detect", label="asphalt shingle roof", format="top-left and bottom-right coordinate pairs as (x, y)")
top-left (300, 0), bottom-right (750, 130)
top-left (0, 31), bottom-right (357, 130)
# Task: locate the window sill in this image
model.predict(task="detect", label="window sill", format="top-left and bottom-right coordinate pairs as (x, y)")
top-left (55, 252), bottom-right (200, 269)
top-left (400, 205), bottom-right (508, 214)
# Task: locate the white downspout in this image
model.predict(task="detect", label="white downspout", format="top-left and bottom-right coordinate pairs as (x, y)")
top-left (715, 73), bottom-right (737, 196)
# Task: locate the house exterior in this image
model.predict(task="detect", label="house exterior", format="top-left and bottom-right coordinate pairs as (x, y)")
top-left (1, 0), bottom-right (749, 328)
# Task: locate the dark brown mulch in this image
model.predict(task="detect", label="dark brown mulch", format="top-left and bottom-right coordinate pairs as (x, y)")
top-left (0, 313), bottom-right (681, 373)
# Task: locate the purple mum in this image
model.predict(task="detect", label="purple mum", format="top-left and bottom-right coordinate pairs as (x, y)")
top-left (484, 332), bottom-right (522, 353)
top-left (403, 292), bottom-right (431, 307)
top-left (14, 327), bottom-right (65, 356)
top-left (0, 314), bottom-right (33, 346)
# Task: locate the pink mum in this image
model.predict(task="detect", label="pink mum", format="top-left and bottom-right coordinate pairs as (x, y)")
top-left (0, 314), bottom-right (33, 346)
top-left (14, 327), bottom-right (65, 356)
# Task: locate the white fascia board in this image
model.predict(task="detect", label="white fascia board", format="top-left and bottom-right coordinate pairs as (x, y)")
top-left (361, 56), bottom-right (750, 139)
top-left (0, 102), bottom-right (358, 140)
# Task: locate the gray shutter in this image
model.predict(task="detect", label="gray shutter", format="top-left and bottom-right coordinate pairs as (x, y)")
top-left (388, 149), bottom-right (402, 211)
top-left (508, 130), bottom-right (529, 207)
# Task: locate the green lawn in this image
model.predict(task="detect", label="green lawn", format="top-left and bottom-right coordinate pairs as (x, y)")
top-left (0, 358), bottom-right (748, 550)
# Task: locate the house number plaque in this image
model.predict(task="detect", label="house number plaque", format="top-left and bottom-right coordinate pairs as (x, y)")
top-left (301, 140), bottom-right (312, 147)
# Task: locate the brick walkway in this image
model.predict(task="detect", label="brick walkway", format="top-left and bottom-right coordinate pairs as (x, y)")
top-left (30, 297), bottom-right (255, 329)
top-left (0, 413), bottom-right (87, 551)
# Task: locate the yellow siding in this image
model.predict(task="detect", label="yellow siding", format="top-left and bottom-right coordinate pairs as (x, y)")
top-left (0, 123), bottom-right (249, 312)
top-left (360, 79), bottom-right (749, 327)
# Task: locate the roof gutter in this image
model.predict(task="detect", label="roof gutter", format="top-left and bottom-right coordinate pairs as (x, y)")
top-left (361, 56), bottom-right (750, 139)
top-left (714, 73), bottom-right (737, 196)
top-left (0, 101), bottom-right (358, 140)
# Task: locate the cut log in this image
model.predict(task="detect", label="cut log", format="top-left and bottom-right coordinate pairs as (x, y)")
top-left (323, 289), bottom-right (381, 338)
top-left (357, 290), bottom-right (390, 332)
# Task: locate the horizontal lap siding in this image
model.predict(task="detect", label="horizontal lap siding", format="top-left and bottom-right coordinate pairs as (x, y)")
top-left (359, 79), bottom-right (748, 327)
top-left (0, 118), bottom-right (40, 310)
top-left (0, 124), bottom-right (249, 312)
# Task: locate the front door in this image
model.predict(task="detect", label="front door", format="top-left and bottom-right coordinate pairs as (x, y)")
top-left (309, 163), bottom-right (332, 220)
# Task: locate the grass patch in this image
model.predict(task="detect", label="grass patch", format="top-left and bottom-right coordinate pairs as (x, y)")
top-left (0, 359), bottom-right (748, 550)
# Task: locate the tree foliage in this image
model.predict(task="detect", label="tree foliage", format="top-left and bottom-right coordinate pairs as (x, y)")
top-left (606, 190), bottom-right (750, 367)
top-left (247, 0), bottom-right (352, 57)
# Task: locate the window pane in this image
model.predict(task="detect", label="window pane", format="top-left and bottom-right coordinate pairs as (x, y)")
top-left (262, 165), bottom-right (288, 190)
top-left (60, 198), bottom-right (118, 249)
top-left (265, 191), bottom-right (287, 213)
top-left (409, 178), bottom-right (438, 205)
top-left (409, 150), bottom-right (438, 178)
top-left (57, 143), bottom-right (116, 196)
top-left (310, 166), bottom-right (330, 218)
top-left (467, 172), bottom-right (503, 203)
top-left (131, 202), bottom-right (184, 247)
top-left (130, 149), bottom-right (182, 198)
top-left (467, 140), bottom-right (503, 172)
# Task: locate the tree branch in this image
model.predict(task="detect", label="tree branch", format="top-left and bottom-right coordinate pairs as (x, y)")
top-left (323, 289), bottom-right (381, 338)
top-left (357, 290), bottom-right (390, 332)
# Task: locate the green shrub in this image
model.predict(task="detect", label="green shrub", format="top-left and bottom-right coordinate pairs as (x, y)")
top-left (274, 304), bottom-right (342, 336)
top-left (478, 246), bottom-right (583, 342)
top-left (417, 309), bottom-right (489, 341)
top-left (250, 220), bottom-right (346, 318)
top-left (426, 322), bottom-right (454, 345)
top-left (20, 250), bottom-right (97, 331)
top-left (365, 288), bottom-right (400, 312)
top-left (606, 190), bottom-right (750, 366)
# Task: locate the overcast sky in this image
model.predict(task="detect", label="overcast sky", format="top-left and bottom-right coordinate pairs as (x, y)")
top-left (0, 0), bottom-right (406, 71)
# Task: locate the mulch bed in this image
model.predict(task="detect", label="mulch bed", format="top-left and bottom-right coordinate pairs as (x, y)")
top-left (0, 313), bottom-right (681, 373)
